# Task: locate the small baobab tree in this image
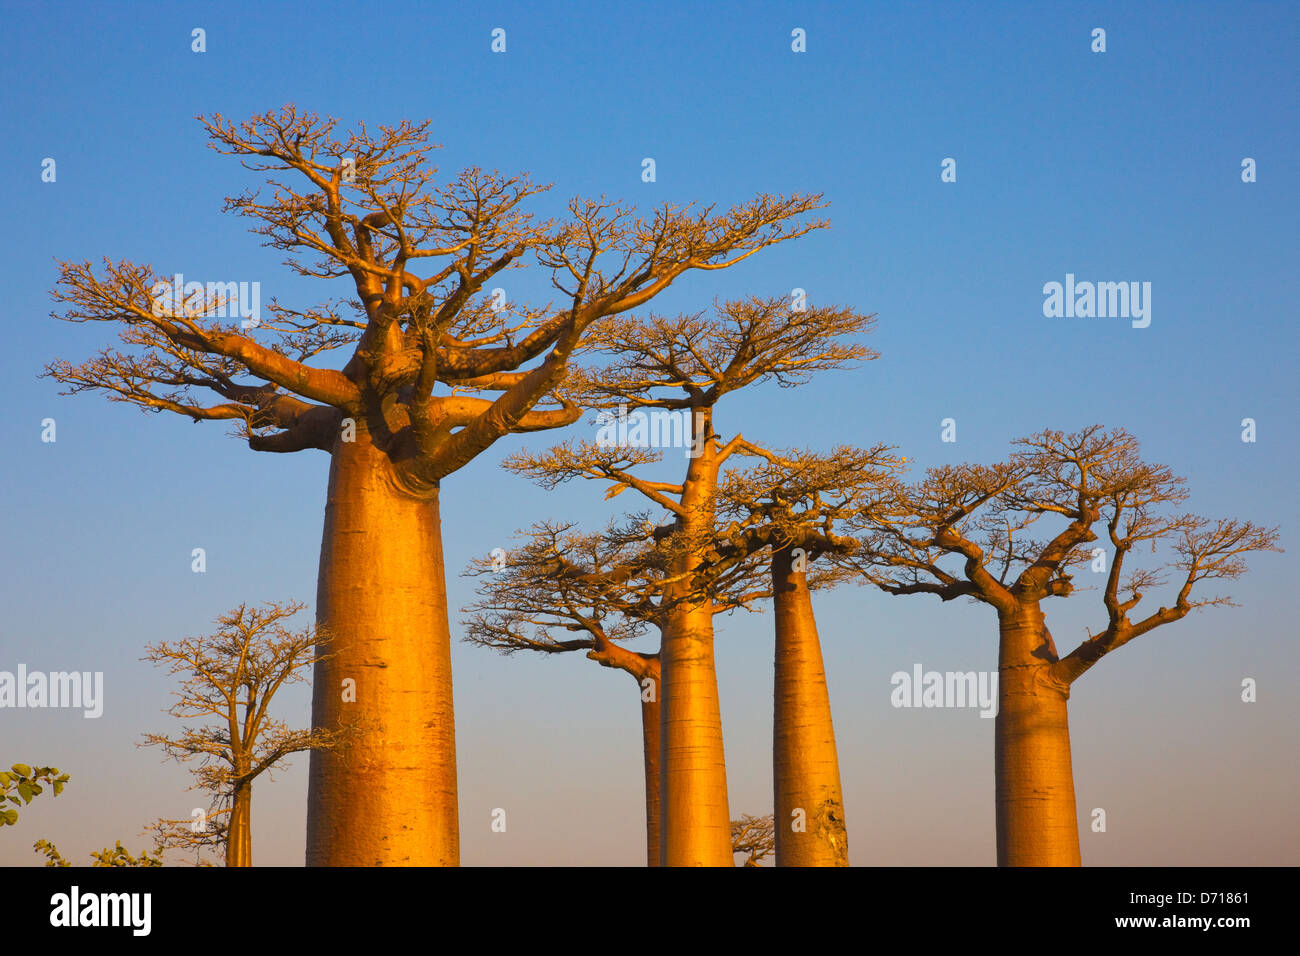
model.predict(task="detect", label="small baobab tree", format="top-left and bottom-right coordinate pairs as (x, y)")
top-left (142, 600), bottom-right (349, 867)
top-left (853, 426), bottom-right (1281, 866)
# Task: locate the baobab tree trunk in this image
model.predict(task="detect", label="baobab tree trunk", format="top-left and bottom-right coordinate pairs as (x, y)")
top-left (995, 601), bottom-right (1081, 866)
top-left (639, 672), bottom-right (662, 867)
top-left (227, 778), bottom-right (252, 867)
top-left (306, 432), bottom-right (459, 866)
top-left (659, 609), bottom-right (732, 866)
top-left (658, 407), bottom-right (732, 866)
top-left (771, 545), bottom-right (849, 866)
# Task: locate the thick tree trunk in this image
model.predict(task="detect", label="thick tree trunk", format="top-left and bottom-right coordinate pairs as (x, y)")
top-left (658, 407), bottom-right (732, 866)
top-left (226, 779), bottom-right (252, 867)
top-left (306, 433), bottom-right (459, 866)
top-left (995, 602), bottom-right (1080, 866)
top-left (639, 675), bottom-right (661, 867)
top-left (659, 608), bottom-right (732, 865)
top-left (771, 545), bottom-right (848, 866)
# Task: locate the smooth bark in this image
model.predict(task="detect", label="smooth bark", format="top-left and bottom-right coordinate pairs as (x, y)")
top-left (659, 408), bottom-right (732, 865)
top-left (771, 545), bottom-right (848, 866)
top-left (227, 779), bottom-right (252, 867)
top-left (659, 610), bottom-right (731, 865)
top-left (995, 602), bottom-right (1081, 866)
top-left (307, 432), bottom-right (459, 866)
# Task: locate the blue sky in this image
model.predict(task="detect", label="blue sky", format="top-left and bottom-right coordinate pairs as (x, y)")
top-left (1, 0), bottom-right (1296, 865)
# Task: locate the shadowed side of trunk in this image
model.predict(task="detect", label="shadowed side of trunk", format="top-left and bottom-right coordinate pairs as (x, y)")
top-left (995, 602), bottom-right (1080, 866)
top-left (771, 545), bottom-right (849, 866)
top-left (639, 663), bottom-right (662, 867)
top-left (307, 434), bottom-right (458, 866)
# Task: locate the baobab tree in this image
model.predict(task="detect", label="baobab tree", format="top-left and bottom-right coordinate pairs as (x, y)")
top-left (142, 600), bottom-right (348, 867)
top-left (852, 426), bottom-right (1281, 866)
top-left (44, 105), bottom-right (828, 865)
top-left (464, 519), bottom-right (767, 865)
top-left (505, 296), bottom-right (877, 864)
top-left (711, 445), bottom-right (905, 865)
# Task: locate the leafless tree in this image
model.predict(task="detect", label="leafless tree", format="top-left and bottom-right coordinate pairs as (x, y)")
top-left (142, 600), bottom-right (349, 866)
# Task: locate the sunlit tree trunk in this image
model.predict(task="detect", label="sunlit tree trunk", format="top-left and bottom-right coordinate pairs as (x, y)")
top-left (227, 777), bottom-right (252, 867)
top-left (659, 408), bottom-right (732, 866)
top-left (771, 545), bottom-right (848, 866)
top-left (659, 610), bottom-right (731, 865)
top-left (995, 601), bottom-right (1080, 866)
top-left (307, 432), bottom-right (458, 866)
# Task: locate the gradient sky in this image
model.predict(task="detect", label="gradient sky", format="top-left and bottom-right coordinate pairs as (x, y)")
top-left (2, 0), bottom-right (1296, 866)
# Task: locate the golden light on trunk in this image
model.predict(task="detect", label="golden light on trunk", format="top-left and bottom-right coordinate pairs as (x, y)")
top-left (659, 611), bottom-right (733, 865)
top-left (994, 602), bottom-right (1079, 866)
top-left (49, 106), bottom-right (829, 867)
top-left (308, 433), bottom-right (458, 866)
top-left (771, 544), bottom-right (848, 866)
top-left (228, 781), bottom-right (253, 867)
top-left (854, 425), bottom-right (1281, 868)
top-left (658, 409), bottom-right (732, 866)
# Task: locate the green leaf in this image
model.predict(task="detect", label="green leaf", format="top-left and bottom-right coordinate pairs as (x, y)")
top-left (7, 796), bottom-right (19, 805)
top-left (52, 781), bottom-right (64, 796)
top-left (0, 809), bottom-right (17, 826)
top-left (11, 764), bottom-right (32, 777)
top-left (17, 781), bottom-right (33, 804)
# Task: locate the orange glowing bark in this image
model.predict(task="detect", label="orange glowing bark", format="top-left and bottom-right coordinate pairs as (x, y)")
top-left (308, 430), bottom-right (459, 865)
top-left (771, 544), bottom-right (848, 866)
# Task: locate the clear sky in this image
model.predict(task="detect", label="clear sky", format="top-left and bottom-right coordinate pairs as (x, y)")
top-left (2, 0), bottom-right (1296, 865)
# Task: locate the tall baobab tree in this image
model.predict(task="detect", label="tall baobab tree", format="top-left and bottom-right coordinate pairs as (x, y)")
top-left (506, 296), bottom-right (877, 864)
top-left (142, 600), bottom-right (347, 867)
top-left (463, 519), bottom-right (766, 866)
top-left (44, 105), bottom-right (828, 865)
top-left (711, 445), bottom-right (905, 865)
top-left (853, 426), bottom-right (1281, 866)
